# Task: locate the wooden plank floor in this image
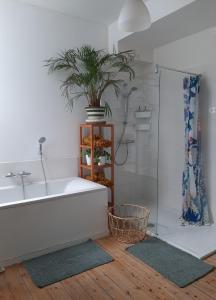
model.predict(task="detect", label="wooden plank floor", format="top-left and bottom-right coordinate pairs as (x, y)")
top-left (1, 236), bottom-right (216, 300)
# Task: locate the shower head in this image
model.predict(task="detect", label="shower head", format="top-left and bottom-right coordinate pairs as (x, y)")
top-left (38, 137), bottom-right (46, 156)
top-left (128, 86), bottom-right (138, 97)
top-left (39, 137), bottom-right (46, 144)
top-left (121, 84), bottom-right (138, 99)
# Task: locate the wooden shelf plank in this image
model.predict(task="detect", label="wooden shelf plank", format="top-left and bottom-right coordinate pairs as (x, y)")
top-left (81, 144), bottom-right (112, 148)
top-left (81, 164), bottom-right (112, 170)
top-left (80, 145), bottom-right (91, 149)
top-left (86, 179), bottom-right (114, 189)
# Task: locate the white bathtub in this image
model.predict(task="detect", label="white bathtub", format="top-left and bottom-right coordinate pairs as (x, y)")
top-left (0, 177), bottom-right (108, 267)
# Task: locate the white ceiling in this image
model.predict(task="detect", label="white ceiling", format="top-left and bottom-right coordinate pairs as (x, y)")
top-left (18, 0), bottom-right (126, 25)
top-left (16, 0), bottom-right (194, 30)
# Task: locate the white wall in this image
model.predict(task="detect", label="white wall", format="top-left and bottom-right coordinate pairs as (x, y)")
top-left (154, 26), bottom-right (216, 221)
top-left (0, 0), bottom-right (107, 183)
top-left (108, 0), bottom-right (195, 52)
top-left (119, 38), bottom-right (154, 63)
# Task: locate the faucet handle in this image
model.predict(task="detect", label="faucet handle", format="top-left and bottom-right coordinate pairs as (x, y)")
top-left (5, 172), bottom-right (16, 178)
top-left (18, 171), bottom-right (32, 177)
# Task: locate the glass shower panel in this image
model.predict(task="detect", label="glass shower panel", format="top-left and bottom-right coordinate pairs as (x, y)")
top-left (157, 69), bottom-right (185, 236)
top-left (113, 61), bottom-right (160, 235)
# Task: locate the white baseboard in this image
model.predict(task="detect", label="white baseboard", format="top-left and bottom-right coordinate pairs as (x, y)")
top-left (1, 230), bottom-right (109, 268)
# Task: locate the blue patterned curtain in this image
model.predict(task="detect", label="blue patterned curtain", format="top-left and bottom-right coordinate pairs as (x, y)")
top-left (182, 76), bottom-right (210, 225)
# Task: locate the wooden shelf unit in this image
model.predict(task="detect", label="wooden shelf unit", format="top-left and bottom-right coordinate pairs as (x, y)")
top-left (79, 123), bottom-right (114, 207)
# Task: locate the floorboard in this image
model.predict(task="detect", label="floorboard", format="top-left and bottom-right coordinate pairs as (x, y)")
top-left (0, 236), bottom-right (215, 300)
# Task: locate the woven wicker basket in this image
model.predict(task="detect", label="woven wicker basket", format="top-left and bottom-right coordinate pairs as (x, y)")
top-left (108, 204), bottom-right (150, 244)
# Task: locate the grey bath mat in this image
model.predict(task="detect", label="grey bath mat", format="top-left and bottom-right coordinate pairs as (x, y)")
top-left (126, 237), bottom-right (214, 288)
top-left (23, 240), bottom-right (113, 288)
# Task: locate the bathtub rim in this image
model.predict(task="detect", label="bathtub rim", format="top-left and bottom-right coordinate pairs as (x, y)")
top-left (0, 177), bottom-right (107, 211)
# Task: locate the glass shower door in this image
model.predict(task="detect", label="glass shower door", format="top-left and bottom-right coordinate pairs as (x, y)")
top-left (113, 61), bottom-right (160, 235)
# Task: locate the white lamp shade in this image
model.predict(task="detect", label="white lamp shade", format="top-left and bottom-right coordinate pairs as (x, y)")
top-left (118, 0), bottom-right (151, 33)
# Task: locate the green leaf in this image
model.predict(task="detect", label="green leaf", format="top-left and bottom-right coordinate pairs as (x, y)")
top-left (104, 101), bottom-right (112, 118)
top-left (45, 45), bottom-right (136, 112)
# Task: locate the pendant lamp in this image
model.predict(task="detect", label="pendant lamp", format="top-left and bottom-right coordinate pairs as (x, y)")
top-left (118, 0), bottom-right (151, 33)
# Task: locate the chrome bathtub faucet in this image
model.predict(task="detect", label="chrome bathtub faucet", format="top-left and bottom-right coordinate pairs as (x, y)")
top-left (5, 171), bottom-right (32, 178)
top-left (18, 171), bottom-right (32, 200)
top-left (5, 171), bottom-right (32, 200)
top-left (5, 172), bottom-right (16, 178)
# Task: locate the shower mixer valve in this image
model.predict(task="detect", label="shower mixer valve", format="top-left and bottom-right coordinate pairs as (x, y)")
top-left (120, 139), bottom-right (135, 145)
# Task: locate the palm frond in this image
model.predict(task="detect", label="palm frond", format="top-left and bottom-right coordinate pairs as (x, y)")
top-left (98, 79), bottom-right (123, 100)
top-left (104, 101), bottom-right (112, 118)
top-left (45, 45), bottom-right (136, 110)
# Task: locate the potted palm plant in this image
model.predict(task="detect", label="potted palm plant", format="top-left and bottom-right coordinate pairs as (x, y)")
top-left (45, 45), bottom-right (135, 123)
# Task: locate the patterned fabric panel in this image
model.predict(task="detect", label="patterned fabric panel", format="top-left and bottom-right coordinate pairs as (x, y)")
top-left (181, 76), bottom-right (210, 225)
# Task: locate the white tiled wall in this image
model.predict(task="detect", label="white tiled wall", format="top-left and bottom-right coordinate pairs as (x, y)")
top-left (0, 157), bottom-right (79, 187)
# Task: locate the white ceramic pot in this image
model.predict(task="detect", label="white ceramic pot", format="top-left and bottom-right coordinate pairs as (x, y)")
top-left (85, 107), bottom-right (106, 123)
top-left (86, 155), bottom-right (92, 166)
top-left (99, 156), bottom-right (106, 165)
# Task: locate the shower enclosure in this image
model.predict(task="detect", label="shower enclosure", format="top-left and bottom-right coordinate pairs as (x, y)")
top-left (112, 61), bottom-right (160, 236)
top-left (112, 61), bottom-right (216, 258)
